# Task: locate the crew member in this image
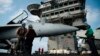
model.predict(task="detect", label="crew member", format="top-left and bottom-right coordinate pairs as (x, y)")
top-left (85, 25), bottom-right (99, 56)
top-left (25, 24), bottom-right (36, 56)
top-left (16, 23), bottom-right (27, 52)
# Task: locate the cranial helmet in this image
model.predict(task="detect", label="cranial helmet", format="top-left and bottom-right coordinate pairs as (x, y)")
top-left (22, 23), bottom-right (26, 27)
top-left (29, 24), bottom-right (33, 28)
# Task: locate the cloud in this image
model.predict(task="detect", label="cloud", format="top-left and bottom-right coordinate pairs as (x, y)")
top-left (86, 6), bottom-right (100, 26)
top-left (0, 0), bottom-right (13, 14)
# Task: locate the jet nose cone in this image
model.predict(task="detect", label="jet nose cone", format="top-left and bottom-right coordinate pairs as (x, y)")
top-left (58, 24), bottom-right (79, 33)
top-left (70, 26), bottom-right (79, 31)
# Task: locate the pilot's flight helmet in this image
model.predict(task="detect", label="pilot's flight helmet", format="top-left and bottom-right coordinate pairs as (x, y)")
top-left (29, 24), bottom-right (33, 28)
top-left (22, 23), bottom-right (26, 27)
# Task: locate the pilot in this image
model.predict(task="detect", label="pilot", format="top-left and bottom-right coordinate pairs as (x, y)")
top-left (25, 24), bottom-right (36, 56)
top-left (16, 23), bottom-right (27, 52)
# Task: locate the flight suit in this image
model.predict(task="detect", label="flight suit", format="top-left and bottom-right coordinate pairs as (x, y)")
top-left (16, 27), bottom-right (27, 52)
top-left (25, 28), bottom-right (36, 56)
top-left (85, 27), bottom-right (99, 56)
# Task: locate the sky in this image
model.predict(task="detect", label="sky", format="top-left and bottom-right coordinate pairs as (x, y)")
top-left (86, 0), bottom-right (100, 29)
top-left (0, 0), bottom-right (100, 53)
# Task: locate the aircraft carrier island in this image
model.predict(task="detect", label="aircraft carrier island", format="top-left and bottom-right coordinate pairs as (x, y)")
top-left (0, 0), bottom-right (100, 56)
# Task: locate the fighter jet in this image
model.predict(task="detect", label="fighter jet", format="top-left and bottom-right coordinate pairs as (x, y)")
top-left (0, 18), bottom-right (78, 50)
top-left (0, 4), bottom-right (79, 50)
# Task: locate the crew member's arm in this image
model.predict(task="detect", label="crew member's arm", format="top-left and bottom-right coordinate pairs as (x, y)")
top-left (32, 29), bottom-right (36, 37)
top-left (16, 27), bottom-right (21, 37)
top-left (85, 29), bottom-right (88, 36)
top-left (25, 28), bottom-right (28, 39)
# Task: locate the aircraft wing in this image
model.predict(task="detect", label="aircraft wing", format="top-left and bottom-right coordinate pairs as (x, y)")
top-left (0, 24), bottom-right (21, 39)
